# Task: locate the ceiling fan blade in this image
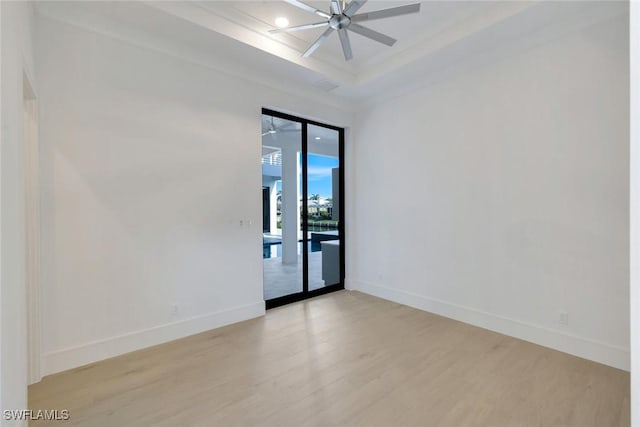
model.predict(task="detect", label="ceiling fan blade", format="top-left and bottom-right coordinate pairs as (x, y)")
top-left (262, 117), bottom-right (276, 137)
top-left (348, 23), bottom-right (396, 46)
top-left (284, 0), bottom-right (330, 19)
top-left (337, 29), bottom-right (353, 61)
top-left (331, 0), bottom-right (343, 15)
top-left (343, 0), bottom-right (367, 17)
top-left (303, 26), bottom-right (335, 58)
top-left (351, 3), bottom-right (420, 22)
top-left (269, 22), bottom-right (328, 34)
top-left (263, 128), bottom-right (298, 136)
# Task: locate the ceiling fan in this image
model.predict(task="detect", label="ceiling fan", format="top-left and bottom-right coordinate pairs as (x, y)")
top-left (270, 0), bottom-right (421, 61)
top-left (262, 116), bottom-right (301, 137)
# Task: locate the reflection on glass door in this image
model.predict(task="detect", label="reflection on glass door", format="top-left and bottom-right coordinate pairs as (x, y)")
top-left (262, 109), bottom-right (344, 309)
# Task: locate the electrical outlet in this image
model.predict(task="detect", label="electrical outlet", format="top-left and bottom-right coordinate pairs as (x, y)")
top-left (171, 304), bottom-right (179, 315)
top-left (559, 311), bottom-right (568, 326)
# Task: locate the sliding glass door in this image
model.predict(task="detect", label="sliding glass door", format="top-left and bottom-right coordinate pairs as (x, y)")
top-left (261, 109), bottom-right (344, 309)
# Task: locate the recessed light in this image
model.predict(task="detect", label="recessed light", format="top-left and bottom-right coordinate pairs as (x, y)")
top-left (275, 17), bottom-right (289, 28)
top-left (315, 136), bottom-right (321, 140)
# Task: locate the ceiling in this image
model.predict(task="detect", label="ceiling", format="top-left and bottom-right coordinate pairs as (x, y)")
top-left (36, 1), bottom-right (628, 107)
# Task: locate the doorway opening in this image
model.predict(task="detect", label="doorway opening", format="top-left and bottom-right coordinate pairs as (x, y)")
top-left (261, 108), bottom-right (345, 309)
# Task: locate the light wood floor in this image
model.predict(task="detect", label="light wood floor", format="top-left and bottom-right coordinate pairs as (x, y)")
top-left (29, 291), bottom-right (629, 426)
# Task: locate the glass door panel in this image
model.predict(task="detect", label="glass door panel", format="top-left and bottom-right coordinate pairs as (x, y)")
top-left (262, 114), bottom-right (303, 300)
top-left (306, 124), bottom-right (341, 291)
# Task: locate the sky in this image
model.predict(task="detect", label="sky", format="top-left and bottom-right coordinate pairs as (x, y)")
top-left (307, 154), bottom-right (339, 198)
top-left (274, 154), bottom-right (339, 200)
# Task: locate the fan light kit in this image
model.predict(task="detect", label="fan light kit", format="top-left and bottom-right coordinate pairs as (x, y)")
top-left (270, 0), bottom-right (421, 61)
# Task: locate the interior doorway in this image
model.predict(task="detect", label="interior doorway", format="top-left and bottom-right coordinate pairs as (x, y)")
top-left (261, 109), bottom-right (345, 309)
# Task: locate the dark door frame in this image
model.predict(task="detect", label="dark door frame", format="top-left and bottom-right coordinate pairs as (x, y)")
top-left (262, 108), bottom-right (345, 309)
top-left (262, 187), bottom-right (270, 233)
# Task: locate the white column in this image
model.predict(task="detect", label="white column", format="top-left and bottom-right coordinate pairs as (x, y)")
top-left (281, 147), bottom-right (300, 265)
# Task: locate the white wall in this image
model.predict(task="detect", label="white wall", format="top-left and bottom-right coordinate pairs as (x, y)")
top-left (630, 1), bottom-right (639, 424)
top-left (35, 15), bottom-right (352, 375)
top-left (1, 1), bottom-right (37, 423)
top-left (349, 14), bottom-right (630, 370)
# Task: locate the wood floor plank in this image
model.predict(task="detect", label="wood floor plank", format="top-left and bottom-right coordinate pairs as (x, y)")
top-left (29, 291), bottom-right (629, 426)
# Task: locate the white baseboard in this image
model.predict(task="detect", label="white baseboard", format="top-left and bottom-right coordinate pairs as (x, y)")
top-left (351, 280), bottom-right (629, 371)
top-left (344, 278), bottom-right (358, 291)
top-left (42, 301), bottom-right (265, 376)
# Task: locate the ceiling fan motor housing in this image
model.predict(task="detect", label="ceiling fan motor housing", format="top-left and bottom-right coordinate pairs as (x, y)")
top-left (329, 14), bottom-right (351, 30)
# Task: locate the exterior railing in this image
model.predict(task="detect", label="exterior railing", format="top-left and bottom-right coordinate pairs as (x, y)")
top-left (262, 152), bottom-right (282, 166)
